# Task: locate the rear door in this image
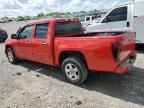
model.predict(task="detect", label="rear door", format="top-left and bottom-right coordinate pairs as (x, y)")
top-left (101, 6), bottom-right (131, 31)
top-left (31, 23), bottom-right (51, 64)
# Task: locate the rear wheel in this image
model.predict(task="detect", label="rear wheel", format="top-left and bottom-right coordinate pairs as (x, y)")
top-left (6, 48), bottom-right (19, 64)
top-left (62, 57), bottom-right (88, 85)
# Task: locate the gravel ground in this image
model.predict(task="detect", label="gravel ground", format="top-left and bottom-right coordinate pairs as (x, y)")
top-left (0, 44), bottom-right (144, 108)
top-left (0, 21), bottom-right (144, 108)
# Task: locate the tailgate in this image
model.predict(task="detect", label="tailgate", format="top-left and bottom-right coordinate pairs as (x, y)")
top-left (118, 32), bottom-right (136, 61)
top-left (120, 32), bottom-right (136, 51)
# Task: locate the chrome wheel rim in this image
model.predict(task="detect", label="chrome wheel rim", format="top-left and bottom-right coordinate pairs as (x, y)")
top-left (65, 63), bottom-right (80, 81)
top-left (7, 49), bottom-right (14, 62)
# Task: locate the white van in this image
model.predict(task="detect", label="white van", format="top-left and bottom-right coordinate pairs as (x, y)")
top-left (86, 0), bottom-right (144, 44)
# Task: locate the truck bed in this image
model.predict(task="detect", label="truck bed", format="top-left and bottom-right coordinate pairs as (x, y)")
top-left (66, 31), bottom-right (128, 37)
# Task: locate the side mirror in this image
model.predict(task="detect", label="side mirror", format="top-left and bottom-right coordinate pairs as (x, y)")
top-left (11, 34), bottom-right (18, 39)
top-left (102, 17), bottom-right (109, 23)
top-left (102, 18), bottom-right (107, 23)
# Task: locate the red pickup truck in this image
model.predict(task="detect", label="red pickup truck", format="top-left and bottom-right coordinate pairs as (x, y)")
top-left (5, 18), bottom-right (136, 84)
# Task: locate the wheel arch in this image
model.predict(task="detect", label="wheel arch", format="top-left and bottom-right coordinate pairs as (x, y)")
top-left (58, 51), bottom-right (88, 68)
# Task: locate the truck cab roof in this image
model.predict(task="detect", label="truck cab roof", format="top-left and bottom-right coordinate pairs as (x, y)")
top-left (29, 18), bottom-right (79, 25)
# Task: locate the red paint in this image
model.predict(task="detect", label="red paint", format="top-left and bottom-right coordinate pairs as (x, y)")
top-left (5, 18), bottom-right (137, 74)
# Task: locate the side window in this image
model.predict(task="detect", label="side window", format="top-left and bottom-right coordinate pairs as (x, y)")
top-left (18, 26), bottom-right (32, 39)
top-left (86, 17), bottom-right (90, 21)
top-left (92, 16), bottom-right (96, 20)
top-left (35, 23), bottom-right (49, 38)
top-left (55, 21), bottom-right (82, 35)
top-left (102, 6), bottom-right (127, 23)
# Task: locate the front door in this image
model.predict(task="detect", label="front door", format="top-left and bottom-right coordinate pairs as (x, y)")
top-left (16, 25), bottom-right (33, 60)
top-left (101, 6), bottom-right (131, 31)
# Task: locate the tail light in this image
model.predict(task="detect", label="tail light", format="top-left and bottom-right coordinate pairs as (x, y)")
top-left (111, 41), bottom-right (121, 61)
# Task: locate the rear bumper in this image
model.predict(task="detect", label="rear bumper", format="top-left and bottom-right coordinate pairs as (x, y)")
top-left (115, 51), bottom-right (137, 74)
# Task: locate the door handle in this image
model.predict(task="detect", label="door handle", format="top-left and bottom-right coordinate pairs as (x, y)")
top-left (26, 40), bottom-right (30, 43)
top-left (127, 21), bottom-right (130, 27)
top-left (41, 42), bottom-right (48, 45)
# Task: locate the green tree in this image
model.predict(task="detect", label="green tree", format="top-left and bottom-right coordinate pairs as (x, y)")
top-left (37, 13), bottom-right (45, 17)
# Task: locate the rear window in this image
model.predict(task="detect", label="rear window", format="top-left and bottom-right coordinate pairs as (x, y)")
top-left (35, 23), bottom-right (49, 38)
top-left (55, 21), bottom-right (82, 35)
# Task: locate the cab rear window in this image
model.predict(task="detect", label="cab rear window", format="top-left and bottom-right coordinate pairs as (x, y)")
top-left (55, 21), bottom-right (82, 35)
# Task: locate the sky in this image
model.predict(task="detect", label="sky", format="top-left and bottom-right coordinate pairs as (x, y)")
top-left (0, 0), bottom-right (129, 18)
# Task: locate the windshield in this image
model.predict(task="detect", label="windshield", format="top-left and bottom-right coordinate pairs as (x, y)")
top-left (55, 21), bottom-right (82, 35)
top-left (80, 17), bottom-right (85, 22)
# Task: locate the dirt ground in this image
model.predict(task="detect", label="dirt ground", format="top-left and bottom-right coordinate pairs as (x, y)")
top-left (0, 21), bottom-right (144, 108)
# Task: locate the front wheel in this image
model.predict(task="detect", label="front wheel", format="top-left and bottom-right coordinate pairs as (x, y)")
top-left (62, 57), bottom-right (88, 85)
top-left (6, 48), bottom-right (19, 64)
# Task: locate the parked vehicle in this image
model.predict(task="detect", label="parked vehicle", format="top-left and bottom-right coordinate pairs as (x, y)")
top-left (0, 29), bottom-right (8, 42)
top-left (5, 18), bottom-right (136, 84)
top-left (16, 16), bottom-right (24, 22)
top-left (81, 16), bottom-right (100, 28)
top-left (86, 0), bottom-right (144, 44)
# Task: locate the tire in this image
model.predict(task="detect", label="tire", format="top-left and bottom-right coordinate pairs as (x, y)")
top-left (62, 57), bottom-right (88, 85)
top-left (6, 47), bottom-right (19, 64)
